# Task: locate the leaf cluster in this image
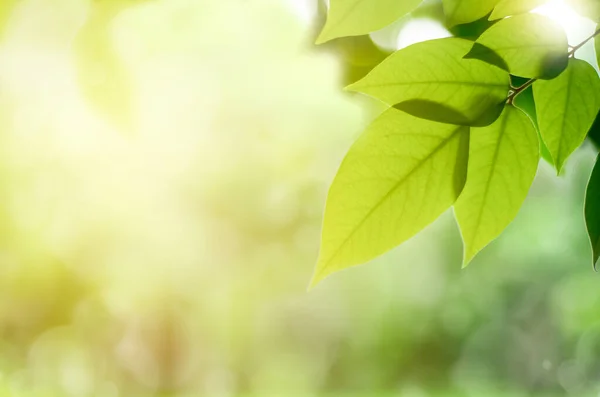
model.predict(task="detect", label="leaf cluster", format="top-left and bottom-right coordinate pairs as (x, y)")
top-left (313, 0), bottom-right (600, 286)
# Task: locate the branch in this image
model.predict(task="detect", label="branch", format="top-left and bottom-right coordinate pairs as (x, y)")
top-left (568, 27), bottom-right (600, 57)
top-left (507, 28), bottom-right (600, 105)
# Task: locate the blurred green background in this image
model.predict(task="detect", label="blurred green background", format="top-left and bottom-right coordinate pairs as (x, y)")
top-left (0, 0), bottom-right (598, 396)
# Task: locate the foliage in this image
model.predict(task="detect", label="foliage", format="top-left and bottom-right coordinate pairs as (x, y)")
top-left (586, 155), bottom-right (600, 269)
top-left (490, 0), bottom-right (549, 20)
top-left (316, 0), bottom-right (423, 44)
top-left (313, 0), bottom-right (600, 285)
top-left (2, 1), bottom-right (600, 396)
top-left (347, 38), bottom-right (509, 125)
top-left (534, 58), bottom-right (600, 172)
top-left (442, 0), bottom-right (501, 28)
top-left (454, 106), bottom-right (539, 265)
top-left (314, 110), bottom-right (469, 283)
top-left (465, 13), bottom-right (568, 79)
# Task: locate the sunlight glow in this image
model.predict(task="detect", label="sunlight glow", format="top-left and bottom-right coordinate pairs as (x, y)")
top-left (533, 0), bottom-right (596, 45)
top-left (396, 19), bottom-right (451, 50)
top-left (285, 0), bottom-right (316, 24)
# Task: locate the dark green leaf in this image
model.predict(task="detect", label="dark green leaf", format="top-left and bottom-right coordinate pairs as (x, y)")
top-left (588, 111), bottom-right (600, 149)
top-left (596, 24), bottom-right (600, 73)
top-left (585, 155), bottom-right (600, 269)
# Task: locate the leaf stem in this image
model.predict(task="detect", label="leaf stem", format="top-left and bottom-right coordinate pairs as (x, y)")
top-left (507, 28), bottom-right (600, 105)
top-left (568, 27), bottom-right (600, 57)
top-left (506, 78), bottom-right (536, 105)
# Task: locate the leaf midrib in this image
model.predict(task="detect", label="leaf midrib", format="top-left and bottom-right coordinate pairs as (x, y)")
top-left (555, 63), bottom-right (574, 170)
top-left (354, 80), bottom-right (508, 89)
top-left (319, 126), bottom-right (467, 273)
top-left (327, 0), bottom-right (366, 32)
top-left (466, 108), bottom-right (510, 257)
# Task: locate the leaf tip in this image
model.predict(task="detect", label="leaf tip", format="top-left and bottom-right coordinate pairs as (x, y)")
top-left (344, 81), bottom-right (360, 92)
top-left (308, 266), bottom-right (329, 290)
top-left (314, 34), bottom-right (328, 45)
top-left (315, 25), bottom-right (335, 45)
top-left (307, 276), bottom-right (320, 291)
top-left (461, 256), bottom-right (473, 269)
top-left (554, 161), bottom-right (566, 177)
top-left (461, 245), bottom-right (478, 268)
top-left (488, 8), bottom-right (504, 21)
top-left (307, 249), bottom-right (333, 289)
top-left (444, 15), bottom-right (461, 29)
top-left (463, 50), bottom-right (475, 60)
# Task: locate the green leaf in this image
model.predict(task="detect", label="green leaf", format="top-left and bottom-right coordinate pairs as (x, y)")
top-left (490, 0), bottom-right (549, 20)
top-left (454, 106), bottom-right (539, 265)
top-left (590, 26), bottom-right (600, 148)
top-left (333, 35), bottom-right (391, 86)
top-left (533, 58), bottom-right (600, 173)
top-left (465, 14), bottom-right (568, 79)
top-left (511, 82), bottom-right (554, 166)
top-left (567, 0), bottom-right (600, 21)
top-left (449, 15), bottom-right (499, 40)
top-left (442, 0), bottom-right (501, 27)
top-left (585, 155), bottom-right (600, 269)
top-left (588, 111), bottom-right (600, 149)
top-left (73, 0), bottom-right (144, 133)
top-left (312, 109), bottom-right (470, 286)
top-left (316, 0), bottom-right (423, 44)
top-left (348, 38), bottom-right (510, 125)
top-left (596, 25), bottom-right (600, 69)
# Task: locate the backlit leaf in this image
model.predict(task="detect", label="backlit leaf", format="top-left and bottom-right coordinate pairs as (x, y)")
top-left (454, 106), bottom-right (539, 265)
top-left (533, 58), bottom-right (600, 173)
top-left (348, 38), bottom-right (510, 125)
top-left (585, 155), bottom-right (600, 269)
top-left (512, 82), bottom-right (554, 166)
top-left (312, 109), bottom-right (470, 286)
top-left (442, 0), bottom-right (501, 27)
top-left (449, 15), bottom-right (499, 40)
top-left (466, 14), bottom-right (568, 79)
top-left (490, 0), bottom-right (549, 20)
top-left (316, 0), bottom-right (423, 44)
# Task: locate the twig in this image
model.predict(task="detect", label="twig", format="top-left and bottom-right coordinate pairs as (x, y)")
top-left (507, 28), bottom-right (600, 104)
